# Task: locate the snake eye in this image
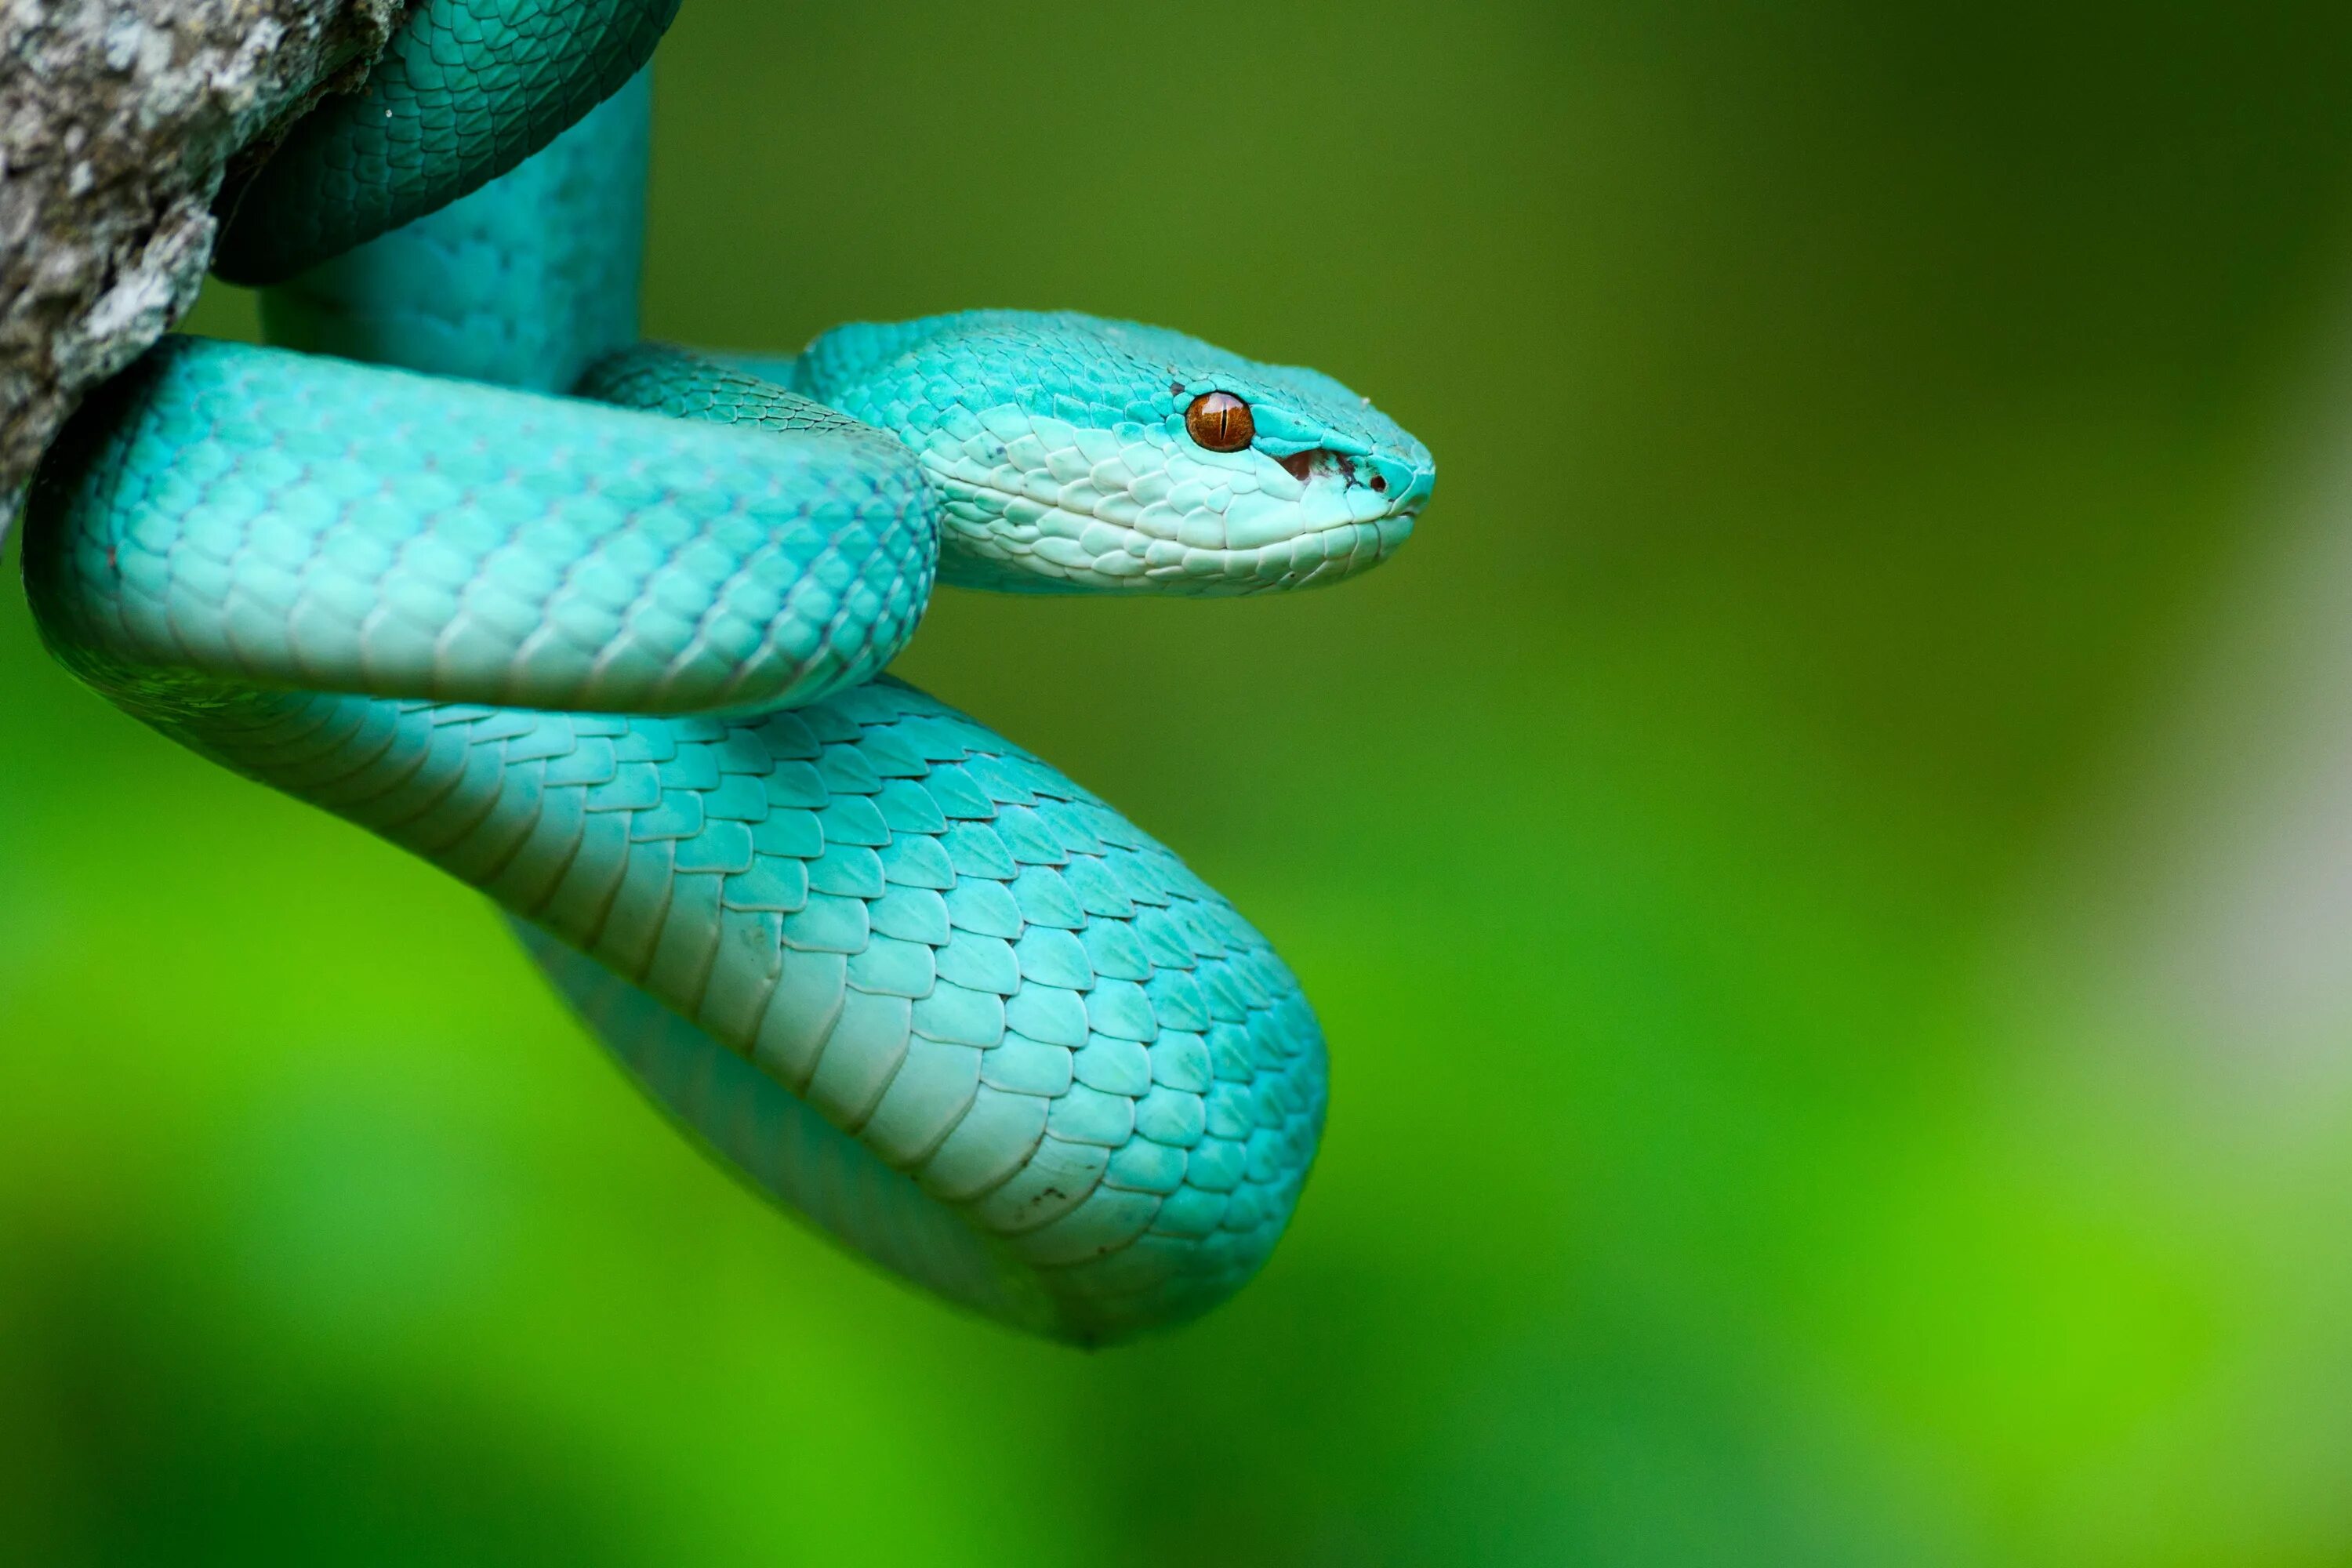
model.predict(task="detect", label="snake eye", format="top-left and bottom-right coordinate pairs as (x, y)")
top-left (1184, 391), bottom-right (1254, 452)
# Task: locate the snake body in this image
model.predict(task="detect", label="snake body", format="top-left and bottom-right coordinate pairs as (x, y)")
top-left (22, 2), bottom-right (1432, 1343)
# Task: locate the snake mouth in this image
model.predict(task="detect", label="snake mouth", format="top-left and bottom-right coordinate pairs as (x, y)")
top-left (931, 479), bottom-right (1417, 595)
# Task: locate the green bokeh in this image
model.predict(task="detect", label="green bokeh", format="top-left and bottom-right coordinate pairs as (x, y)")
top-left (11, 2), bottom-right (2352, 1562)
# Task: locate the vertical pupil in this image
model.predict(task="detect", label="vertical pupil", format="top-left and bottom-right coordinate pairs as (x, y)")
top-left (1185, 390), bottom-right (1254, 452)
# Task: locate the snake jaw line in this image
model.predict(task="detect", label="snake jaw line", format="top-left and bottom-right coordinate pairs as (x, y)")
top-left (917, 427), bottom-right (1417, 597)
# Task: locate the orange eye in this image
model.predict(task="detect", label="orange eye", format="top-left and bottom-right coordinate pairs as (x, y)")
top-left (1184, 390), bottom-right (1255, 452)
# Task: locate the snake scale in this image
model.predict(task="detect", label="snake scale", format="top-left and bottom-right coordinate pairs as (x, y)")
top-left (20, 0), bottom-right (1434, 1344)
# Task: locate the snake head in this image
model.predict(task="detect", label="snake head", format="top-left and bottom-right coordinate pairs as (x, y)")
top-left (789, 310), bottom-right (1434, 595)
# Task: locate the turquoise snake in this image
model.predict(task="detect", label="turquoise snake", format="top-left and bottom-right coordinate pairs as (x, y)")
top-left (20, 0), bottom-right (1434, 1344)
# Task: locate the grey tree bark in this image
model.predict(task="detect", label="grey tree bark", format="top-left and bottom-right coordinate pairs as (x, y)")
top-left (1, 0), bottom-right (402, 524)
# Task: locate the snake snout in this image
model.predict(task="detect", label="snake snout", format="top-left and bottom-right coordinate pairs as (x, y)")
top-left (1365, 450), bottom-right (1432, 510)
top-left (1393, 457), bottom-right (1438, 519)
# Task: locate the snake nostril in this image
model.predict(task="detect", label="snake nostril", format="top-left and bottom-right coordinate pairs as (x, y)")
top-left (1370, 474), bottom-right (1388, 493)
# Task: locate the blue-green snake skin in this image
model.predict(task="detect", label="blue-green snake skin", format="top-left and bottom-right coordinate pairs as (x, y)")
top-left (22, 1), bottom-right (1434, 1344)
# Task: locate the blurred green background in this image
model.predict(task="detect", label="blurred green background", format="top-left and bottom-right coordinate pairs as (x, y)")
top-left (13, 1), bottom-right (2352, 1562)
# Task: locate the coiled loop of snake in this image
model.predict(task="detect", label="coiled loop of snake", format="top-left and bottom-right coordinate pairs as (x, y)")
top-left (23, 0), bottom-right (1434, 1344)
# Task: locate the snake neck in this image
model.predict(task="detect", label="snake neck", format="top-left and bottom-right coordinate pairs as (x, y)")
top-left (254, 69), bottom-right (653, 393)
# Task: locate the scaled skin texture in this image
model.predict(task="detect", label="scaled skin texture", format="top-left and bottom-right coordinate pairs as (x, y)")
top-left (27, 1), bottom-right (1433, 1342)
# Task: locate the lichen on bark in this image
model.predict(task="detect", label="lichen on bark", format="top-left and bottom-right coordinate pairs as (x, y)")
top-left (1, 0), bottom-right (401, 531)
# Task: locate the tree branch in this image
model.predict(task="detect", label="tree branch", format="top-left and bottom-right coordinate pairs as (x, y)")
top-left (1, 0), bottom-right (402, 524)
